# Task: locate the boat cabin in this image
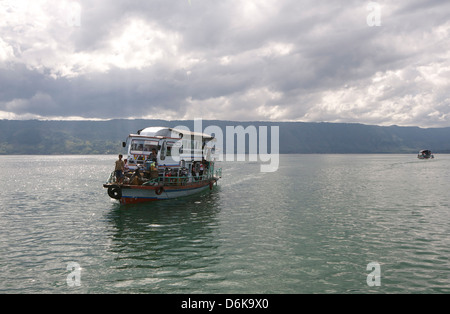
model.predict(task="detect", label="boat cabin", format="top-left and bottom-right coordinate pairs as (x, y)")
top-left (122, 126), bottom-right (216, 176)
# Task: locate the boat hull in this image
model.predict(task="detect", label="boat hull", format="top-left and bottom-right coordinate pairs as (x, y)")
top-left (104, 179), bottom-right (217, 205)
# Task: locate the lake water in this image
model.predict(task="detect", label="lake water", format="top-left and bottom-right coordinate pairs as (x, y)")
top-left (1, 154), bottom-right (450, 294)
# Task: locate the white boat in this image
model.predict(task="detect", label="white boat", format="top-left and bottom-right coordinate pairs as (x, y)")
top-left (417, 149), bottom-right (434, 159)
top-left (103, 127), bottom-right (221, 205)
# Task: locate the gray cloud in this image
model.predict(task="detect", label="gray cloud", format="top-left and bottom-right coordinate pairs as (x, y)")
top-left (0, 0), bottom-right (449, 126)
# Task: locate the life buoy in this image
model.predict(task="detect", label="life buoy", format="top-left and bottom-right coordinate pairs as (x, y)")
top-left (155, 186), bottom-right (164, 195)
top-left (108, 186), bottom-right (122, 200)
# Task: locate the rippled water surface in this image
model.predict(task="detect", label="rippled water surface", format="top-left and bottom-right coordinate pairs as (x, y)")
top-left (1, 154), bottom-right (450, 293)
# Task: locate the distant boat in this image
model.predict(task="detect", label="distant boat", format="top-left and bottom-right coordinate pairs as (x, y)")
top-left (417, 150), bottom-right (434, 159)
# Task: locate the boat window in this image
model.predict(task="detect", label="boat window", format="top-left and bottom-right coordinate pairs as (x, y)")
top-left (130, 139), bottom-right (158, 155)
top-left (143, 142), bottom-right (152, 152)
top-left (131, 140), bottom-right (144, 151)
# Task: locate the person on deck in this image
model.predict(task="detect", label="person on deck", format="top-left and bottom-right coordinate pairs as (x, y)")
top-left (148, 148), bottom-right (158, 163)
top-left (199, 162), bottom-right (204, 179)
top-left (124, 159), bottom-right (129, 172)
top-left (115, 154), bottom-right (125, 184)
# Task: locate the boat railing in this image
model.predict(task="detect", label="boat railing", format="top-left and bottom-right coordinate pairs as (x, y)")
top-left (141, 173), bottom-right (214, 187)
top-left (107, 167), bottom-right (222, 187)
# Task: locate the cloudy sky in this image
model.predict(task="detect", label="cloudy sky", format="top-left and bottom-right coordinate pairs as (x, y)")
top-left (0, 0), bottom-right (449, 127)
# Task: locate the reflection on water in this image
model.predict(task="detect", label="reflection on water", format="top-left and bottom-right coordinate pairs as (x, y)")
top-left (102, 189), bottom-right (224, 293)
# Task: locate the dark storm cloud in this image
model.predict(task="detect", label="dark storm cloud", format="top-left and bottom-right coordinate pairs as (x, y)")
top-left (0, 65), bottom-right (191, 118)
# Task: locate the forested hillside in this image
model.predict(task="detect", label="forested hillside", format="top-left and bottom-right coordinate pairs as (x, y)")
top-left (1, 119), bottom-right (449, 154)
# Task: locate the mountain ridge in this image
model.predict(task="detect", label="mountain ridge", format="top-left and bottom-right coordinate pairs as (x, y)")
top-left (1, 119), bottom-right (449, 155)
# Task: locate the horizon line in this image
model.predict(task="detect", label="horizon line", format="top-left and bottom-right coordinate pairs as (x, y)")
top-left (0, 118), bottom-right (448, 129)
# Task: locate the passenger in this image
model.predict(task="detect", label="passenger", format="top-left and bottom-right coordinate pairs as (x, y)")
top-left (115, 154), bottom-right (125, 184)
top-left (124, 159), bottom-right (129, 172)
top-left (192, 162), bottom-right (199, 180)
top-left (199, 162), bottom-right (204, 178)
top-left (192, 162), bottom-right (196, 177)
top-left (149, 148), bottom-right (158, 163)
top-left (129, 168), bottom-right (142, 185)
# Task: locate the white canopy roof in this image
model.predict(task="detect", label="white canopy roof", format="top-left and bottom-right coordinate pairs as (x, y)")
top-left (137, 127), bottom-right (215, 140)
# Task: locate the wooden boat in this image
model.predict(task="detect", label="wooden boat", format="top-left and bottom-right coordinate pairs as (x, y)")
top-left (103, 127), bottom-right (221, 205)
top-left (417, 150), bottom-right (434, 159)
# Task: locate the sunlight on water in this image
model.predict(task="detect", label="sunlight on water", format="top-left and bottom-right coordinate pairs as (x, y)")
top-left (1, 154), bottom-right (450, 293)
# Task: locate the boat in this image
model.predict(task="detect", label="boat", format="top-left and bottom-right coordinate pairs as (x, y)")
top-left (103, 127), bottom-right (221, 205)
top-left (417, 149), bottom-right (434, 159)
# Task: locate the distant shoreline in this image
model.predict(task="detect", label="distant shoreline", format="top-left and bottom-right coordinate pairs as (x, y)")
top-left (1, 119), bottom-right (450, 154)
